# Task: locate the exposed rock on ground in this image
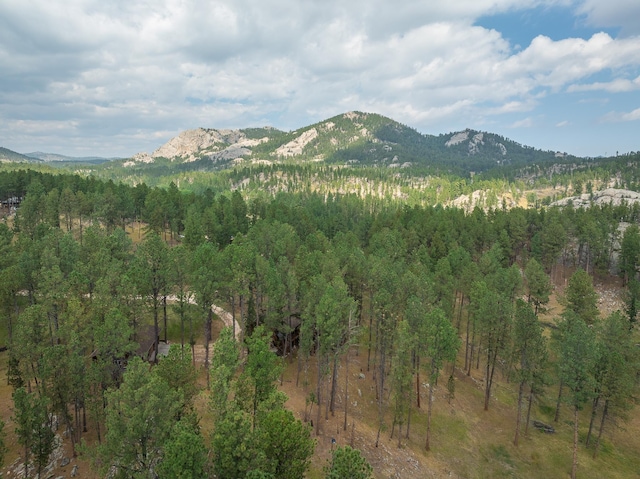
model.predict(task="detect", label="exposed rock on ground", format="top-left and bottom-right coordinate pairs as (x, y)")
top-left (551, 188), bottom-right (640, 208)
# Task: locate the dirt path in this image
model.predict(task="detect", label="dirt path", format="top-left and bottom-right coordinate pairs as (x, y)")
top-left (165, 295), bottom-right (241, 341)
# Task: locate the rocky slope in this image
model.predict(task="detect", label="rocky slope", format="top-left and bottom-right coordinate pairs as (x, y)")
top-left (551, 188), bottom-right (640, 208)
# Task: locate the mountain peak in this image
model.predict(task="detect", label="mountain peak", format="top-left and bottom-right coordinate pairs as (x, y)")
top-left (121, 112), bottom-right (573, 173)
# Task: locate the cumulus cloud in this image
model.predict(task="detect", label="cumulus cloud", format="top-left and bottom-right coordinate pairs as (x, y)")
top-left (602, 108), bottom-right (640, 122)
top-left (509, 117), bottom-right (535, 128)
top-left (576, 0), bottom-right (640, 35)
top-left (568, 75), bottom-right (640, 93)
top-left (0, 0), bottom-right (639, 156)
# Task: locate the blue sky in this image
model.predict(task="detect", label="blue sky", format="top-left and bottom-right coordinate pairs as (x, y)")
top-left (1, 0), bottom-right (639, 158)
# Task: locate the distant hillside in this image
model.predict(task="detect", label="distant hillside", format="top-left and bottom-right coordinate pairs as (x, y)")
top-left (0, 147), bottom-right (40, 163)
top-left (26, 152), bottom-right (117, 164)
top-left (120, 112), bottom-right (575, 176)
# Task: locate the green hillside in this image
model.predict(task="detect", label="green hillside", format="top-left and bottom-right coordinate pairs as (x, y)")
top-left (0, 147), bottom-right (40, 163)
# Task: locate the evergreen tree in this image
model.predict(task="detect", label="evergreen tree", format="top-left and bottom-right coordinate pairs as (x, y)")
top-left (98, 357), bottom-right (182, 478)
top-left (243, 326), bottom-right (284, 425)
top-left (257, 408), bottom-right (315, 479)
top-left (565, 268), bottom-right (599, 325)
top-left (156, 417), bottom-right (208, 479)
top-left (212, 409), bottom-right (260, 479)
top-left (558, 314), bottom-right (596, 479)
top-left (131, 232), bottom-right (169, 362)
top-left (620, 224), bottom-right (640, 285)
top-left (12, 387), bottom-right (55, 479)
top-left (524, 258), bottom-right (551, 315)
top-left (210, 326), bottom-right (240, 421)
top-left (190, 242), bottom-right (222, 388)
top-left (325, 446), bottom-right (373, 479)
top-left (589, 312), bottom-right (639, 457)
top-left (423, 307), bottom-right (460, 450)
top-left (512, 300), bottom-right (547, 446)
top-left (390, 320), bottom-right (414, 446)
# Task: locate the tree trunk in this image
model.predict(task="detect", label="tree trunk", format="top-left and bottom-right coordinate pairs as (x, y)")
top-left (464, 313), bottom-right (471, 372)
top-left (554, 381), bottom-right (563, 423)
top-left (344, 345), bottom-right (349, 432)
top-left (296, 347), bottom-right (302, 388)
top-left (367, 293), bottom-right (373, 371)
top-left (468, 323), bottom-right (476, 376)
top-left (405, 400), bottom-right (411, 439)
top-left (163, 295), bottom-right (168, 343)
top-left (525, 387), bottom-right (534, 437)
top-left (484, 349), bottom-right (497, 411)
top-left (456, 294), bottom-right (464, 331)
top-left (153, 297), bottom-right (160, 364)
top-left (231, 294), bottom-right (237, 340)
top-left (82, 403), bottom-right (87, 433)
top-left (204, 308), bottom-right (212, 389)
top-left (316, 353), bottom-right (323, 436)
top-left (425, 380), bottom-right (434, 451)
top-left (180, 296), bottom-right (185, 353)
top-left (586, 395), bottom-right (600, 446)
top-left (572, 406), bottom-right (579, 479)
top-left (329, 355), bottom-right (338, 416)
top-left (415, 356), bottom-right (421, 409)
top-left (593, 399), bottom-right (609, 459)
top-left (514, 380), bottom-right (525, 446)
top-left (239, 294), bottom-right (246, 349)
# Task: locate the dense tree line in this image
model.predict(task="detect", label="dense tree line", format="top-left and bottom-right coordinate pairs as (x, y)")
top-left (1, 168), bottom-right (640, 478)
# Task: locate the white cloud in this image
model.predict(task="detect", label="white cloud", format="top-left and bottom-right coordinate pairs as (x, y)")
top-left (509, 117), bottom-right (535, 128)
top-left (556, 120), bottom-right (570, 127)
top-left (602, 108), bottom-right (640, 122)
top-left (576, 0), bottom-right (640, 35)
top-left (568, 75), bottom-right (640, 92)
top-left (0, 0), bottom-right (640, 156)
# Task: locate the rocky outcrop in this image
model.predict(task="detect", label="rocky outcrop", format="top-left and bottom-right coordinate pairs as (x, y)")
top-left (446, 130), bottom-right (507, 157)
top-left (206, 145), bottom-right (252, 162)
top-left (551, 188), bottom-right (640, 208)
top-left (275, 128), bottom-right (318, 157)
top-left (152, 128), bottom-right (246, 160)
top-left (445, 130), bottom-right (469, 147)
top-left (131, 128), bottom-right (271, 163)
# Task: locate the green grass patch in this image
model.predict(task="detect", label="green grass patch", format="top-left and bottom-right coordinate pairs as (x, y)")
top-left (494, 383), bottom-right (517, 407)
top-left (478, 443), bottom-right (518, 478)
top-left (432, 412), bottom-right (468, 443)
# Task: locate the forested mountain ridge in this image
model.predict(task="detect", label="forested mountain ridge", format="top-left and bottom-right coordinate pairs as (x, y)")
top-left (120, 111), bottom-right (573, 175)
top-left (0, 147), bottom-right (114, 165)
top-left (0, 147), bottom-right (40, 164)
top-left (26, 152), bottom-right (116, 164)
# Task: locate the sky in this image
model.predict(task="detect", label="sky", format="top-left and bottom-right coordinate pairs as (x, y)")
top-left (1, 0), bottom-right (640, 158)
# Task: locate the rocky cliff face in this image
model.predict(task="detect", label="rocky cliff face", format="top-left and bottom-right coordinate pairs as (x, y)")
top-left (275, 128), bottom-right (318, 157)
top-left (152, 128), bottom-right (250, 161)
top-left (551, 188), bottom-right (640, 208)
top-left (445, 129), bottom-right (507, 156)
top-left (125, 127), bottom-right (272, 165)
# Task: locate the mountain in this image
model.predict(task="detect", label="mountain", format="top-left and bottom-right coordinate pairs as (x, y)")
top-left (0, 147), bottom-right (41, 163)
top-left (123, 112), bottom-right (575, 175)
top-left (26, 152), bottom-right (118, 164)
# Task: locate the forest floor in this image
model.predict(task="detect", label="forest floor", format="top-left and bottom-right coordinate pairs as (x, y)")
top-left (1, 265), bottom-right (639, 479)
top-left (275, 264), bottom-right (640, 479)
